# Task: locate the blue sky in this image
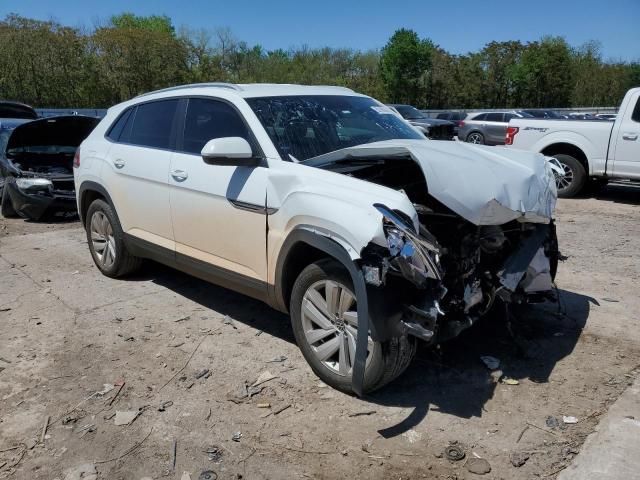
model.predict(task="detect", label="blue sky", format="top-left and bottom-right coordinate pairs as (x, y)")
top-left (3, 0), bottom-right (639, 61)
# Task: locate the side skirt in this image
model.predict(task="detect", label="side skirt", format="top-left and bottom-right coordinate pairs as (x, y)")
top-left (123, 233), bottom-right (270, 303)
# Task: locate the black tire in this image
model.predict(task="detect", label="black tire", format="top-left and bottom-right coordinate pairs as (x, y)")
top-left (466, 131), bottom-right (485, 145)
top-left (290, 258), bottom-right (416, 394)
top-left (85, 199), bottom-right (142, 278)
top-left (585, 177), bottom-right (608, 194)
top-left (1, 185), bottom-right (18, 218)
top-left (553, 154), bottom-right (587, 198)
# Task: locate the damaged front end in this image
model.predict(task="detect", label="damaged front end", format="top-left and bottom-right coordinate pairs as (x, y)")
top-left (361, 203), bottom-right (559, 345)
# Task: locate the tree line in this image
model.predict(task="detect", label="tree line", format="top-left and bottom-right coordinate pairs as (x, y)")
top-left (0, 13), bottom-right (638, 109)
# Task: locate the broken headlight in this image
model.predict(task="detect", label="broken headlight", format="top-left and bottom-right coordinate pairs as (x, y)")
top-left (375, 204), bottom-right (442, 285)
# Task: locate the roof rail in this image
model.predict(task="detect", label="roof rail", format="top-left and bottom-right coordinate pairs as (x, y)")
top-left (136, 82), bottom-right (242, 98)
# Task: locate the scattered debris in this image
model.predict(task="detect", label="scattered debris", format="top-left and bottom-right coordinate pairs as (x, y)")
top-left (527, 421), bottom-right (558, 436)
top-left (232, 432), bottom-right (242, 442)
top-left (170, 341), bottom-right (185, 348)
top-left (546, 416), bottom-right (560, 429)
top-left (62, 413), bottom-right (80, 425)
top-left (174, 315), bottom-right (191, 322)
top-left (266, 355), bottom-right (287, 363)
top-left (222, 316), bottom-right (237, 329)
top-left (516, 425), bottom-right (530, 443)
top-left (40, 415), bottom-right (50, 444)
top-left (63, 463), bottom-right (98, 480)
top-left (480, 356), bottom-right (500, 370)
top-left (252, 371), bottom-right (278, 387)
top-left (181, 472), bottom-right (192, 480)
top-left (159, 334), bottom-right (210, 392)
top-left (77, 424), bottom-right (96, 438)
top-left (108, 380), bottom-right (126, 406)
top-left (172, 439), bottom-right (177, 471)
top-left (205, 446), bottom-right (223, 462)
top-left (114, 410), bottom-right (139, 426)
top-left (273, 404), bottom-right (291, 415)
top-left (562, 415), bottom-right (579, 424)
top-left (195, 369), bottom-right (210, 379)
top-left (25, 438), bottom-right (37, 450)
top-left (502, 378), bottom-right (519, 385)
top-left (510, 452), bottom-right (530, 467)
top-left (95, 428), bottom-right (153, 464)
top-left (255, 330), bottom-right (263, 336)
top-left (602, 298), bottom-right (620, 303)
top-left (158, 401), bottom-right (173, 412)
top-left (444, 444), bottom-right (465, 461)
top-left (0, 307), bottom-right (11, 312)
top-left (348, 410), bottom-right (377, 417)
top-left (257, 403), bottom-right (271, 408)
top-left (96, 383), bottom-right (115, 396)
top-left (205, 407), bottom-right (212, 420)
top-left (466, 457), bottom-right (492, 475)
top-left (199, 471), bottom-right (218, 480)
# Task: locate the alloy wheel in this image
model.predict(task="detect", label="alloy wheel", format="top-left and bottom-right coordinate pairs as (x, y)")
top-left (554, 161), bottom-right (574, 191)
top-left (467, 132), bottom-right (483, 144)
top-left (90, 211), bottom-right (116, 269)
top-left (300, 279), bottom-right (373, 376)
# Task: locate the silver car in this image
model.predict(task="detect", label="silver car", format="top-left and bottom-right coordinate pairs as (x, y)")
top-left (459, 111), bottom-right (533, 145)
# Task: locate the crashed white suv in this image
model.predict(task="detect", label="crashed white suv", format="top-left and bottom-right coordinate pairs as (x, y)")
top-left (74, 83), bottom-right (560, 395)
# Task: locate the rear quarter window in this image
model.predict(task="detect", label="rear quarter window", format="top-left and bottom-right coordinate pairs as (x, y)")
top-left (106, 108), bottom-right (133, 142)
top-left (632, 97), bottom-right (640, 122)
top-left (472, 113), bottom-right (487, 121)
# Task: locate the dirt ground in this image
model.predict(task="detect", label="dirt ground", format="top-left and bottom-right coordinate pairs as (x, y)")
top-left (1, 184), bottom-right (639, 480)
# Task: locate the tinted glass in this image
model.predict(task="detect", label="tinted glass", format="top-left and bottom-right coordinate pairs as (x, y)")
top-left (436, 113), bottom-right (449, 119)
top-left (129, 99), bottom-right (179, 149)
top-left (182, 98), bottom-right (251, 155)
top-left (472, 113), bottom-right (487, 121)
top-left (0, 103), bottom-right (38, 119)
top-left (632, 98), bottom-right (640, 122)
top-left (247, 96), bottom-right (423, 161)
top-left (486, 113), bottom-right (504, 122)
top-left (504, 113), bottom-right (516, 121)
top-left (106, 108), bottom-right (132, 141)
top-left (451, 112), bottom-right (466, 121)
top-left (395, 105), bottom-right (425, 119)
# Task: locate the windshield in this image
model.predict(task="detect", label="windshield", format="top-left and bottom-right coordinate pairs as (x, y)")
top-left (246, 95), bottom-right (423, 161)
top-left (394, 105), bottom-right (426, 119)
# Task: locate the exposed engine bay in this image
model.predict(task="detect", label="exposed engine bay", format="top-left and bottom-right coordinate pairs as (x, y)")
top-left (315, 155), bottom-right (559, 344)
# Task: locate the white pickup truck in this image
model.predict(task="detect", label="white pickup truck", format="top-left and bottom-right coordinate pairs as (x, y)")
top-left (506, 87), bottom-right (640, 197)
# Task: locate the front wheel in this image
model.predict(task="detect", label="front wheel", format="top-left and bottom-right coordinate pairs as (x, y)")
top-left (85, 199), bottom-right (142, 278)
top-left (289, 259), bottom-right (416, 394)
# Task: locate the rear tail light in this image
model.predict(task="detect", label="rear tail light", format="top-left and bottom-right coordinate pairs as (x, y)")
top-left (458, 121), bottom-right (465, 127)
top-left (73, 147), bottom-right (81, 168)
top-left (505, 126), bottom-right (519, 145)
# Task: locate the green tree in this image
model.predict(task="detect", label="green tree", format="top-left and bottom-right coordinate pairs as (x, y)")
top-left (380, 29), bottom-right (433, 105)
top-left (110, 13), bottom-right (175, 35)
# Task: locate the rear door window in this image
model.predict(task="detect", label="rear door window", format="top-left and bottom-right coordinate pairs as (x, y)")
top-left (486, 113), bottom-right (504, 122)
top-left (181, 98), bottom-right (251, 155)
top-left (128, 99), bottom-right (180, 150)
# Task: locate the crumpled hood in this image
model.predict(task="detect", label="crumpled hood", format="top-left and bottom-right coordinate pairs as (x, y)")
top-left (304, 139), bottom-right (557, 226)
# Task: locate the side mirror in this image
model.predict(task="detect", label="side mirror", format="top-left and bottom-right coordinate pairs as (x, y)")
top-left (201, 137), bottom-right (261, 167)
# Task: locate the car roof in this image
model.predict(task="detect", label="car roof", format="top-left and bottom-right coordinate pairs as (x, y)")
top-left (135, 83), bottom-right (363, 100)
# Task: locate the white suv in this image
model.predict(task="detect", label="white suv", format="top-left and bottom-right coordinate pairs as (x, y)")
top-left (75, 83), bottom-right (560, 395)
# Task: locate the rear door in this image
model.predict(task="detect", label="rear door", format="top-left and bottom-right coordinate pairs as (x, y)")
top-left (610, 91), bottom-right (640, 178)
top-left (102, 98), bottom-right (179, 252)
top-left (485, 113), bottom-right (506, 144)
top-left (169, 97), bottom-right (270, 287)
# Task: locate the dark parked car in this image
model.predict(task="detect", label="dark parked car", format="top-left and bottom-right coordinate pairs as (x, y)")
top-left (435, 111), bottom-right (467, 135)
top-left (1, 115), bottom-right (99, 220)
top-left (521, 109), bottom-right (565, 119)
top-left (387, 104), bottom-right (456, 140)
top-left (0, 101), bottom-right (38, 120)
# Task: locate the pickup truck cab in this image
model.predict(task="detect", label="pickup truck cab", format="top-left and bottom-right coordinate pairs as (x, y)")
top-left (506, 87), bottom-right (640, 197)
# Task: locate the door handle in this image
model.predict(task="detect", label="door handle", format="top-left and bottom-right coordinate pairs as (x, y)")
top-left (113, 158), bottom-right (125, 169)
top-left (622, 132), bottom-right (638, 141)
top-left (170, 169), bottom-right (188, 182)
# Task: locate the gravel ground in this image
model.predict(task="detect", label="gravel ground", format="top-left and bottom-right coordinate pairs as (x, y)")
top-left (0, 184), bottom-right (639, 480)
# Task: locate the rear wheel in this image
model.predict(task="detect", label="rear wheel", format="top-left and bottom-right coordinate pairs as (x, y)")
top-left (1, 185), bottom-right (18, 218)
top-left (466, 132), bottom-right (484, 144)
top-left (290, 259), bottom-right (416, 394)
top-left (86, 199), bottom-right (142, 278)
top-left (552, 154), bottom-right (587, 198)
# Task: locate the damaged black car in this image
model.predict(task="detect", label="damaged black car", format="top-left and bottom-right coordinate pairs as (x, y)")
top-left (1, 115), bottom-right (99, 220)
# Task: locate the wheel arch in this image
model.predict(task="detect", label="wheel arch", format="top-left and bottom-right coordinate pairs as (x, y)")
top-left (541, 143), bottom-right (590, 175)
top-left (272, 227), bottom-right (371, 396)
top-left (78, 181), bottom-right (115, 226)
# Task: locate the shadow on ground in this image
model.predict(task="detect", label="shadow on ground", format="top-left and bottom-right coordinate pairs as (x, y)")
top-left (129, 263), bottom-right (595, 438)
top-left (588, 182), bottom-right (640, 206)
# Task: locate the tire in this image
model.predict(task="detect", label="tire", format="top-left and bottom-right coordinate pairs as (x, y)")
top-left (585, 177), bottom-right (608, 194)
top-left (1, 185), bottom-right (18, 218)
top-left (85, 199), bottom-right (142, 278)
top-left (289, 258), bottom-right (416, 394)
top-left (552, 154), bottom-right (587, 198)
top-left (466, 131), bottom-right (484, 144)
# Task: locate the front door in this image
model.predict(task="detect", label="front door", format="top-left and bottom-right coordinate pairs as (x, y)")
top-left (611, 91), bottom-right (640, 178)
top-left (169, 97), bottom-right (269, 292)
